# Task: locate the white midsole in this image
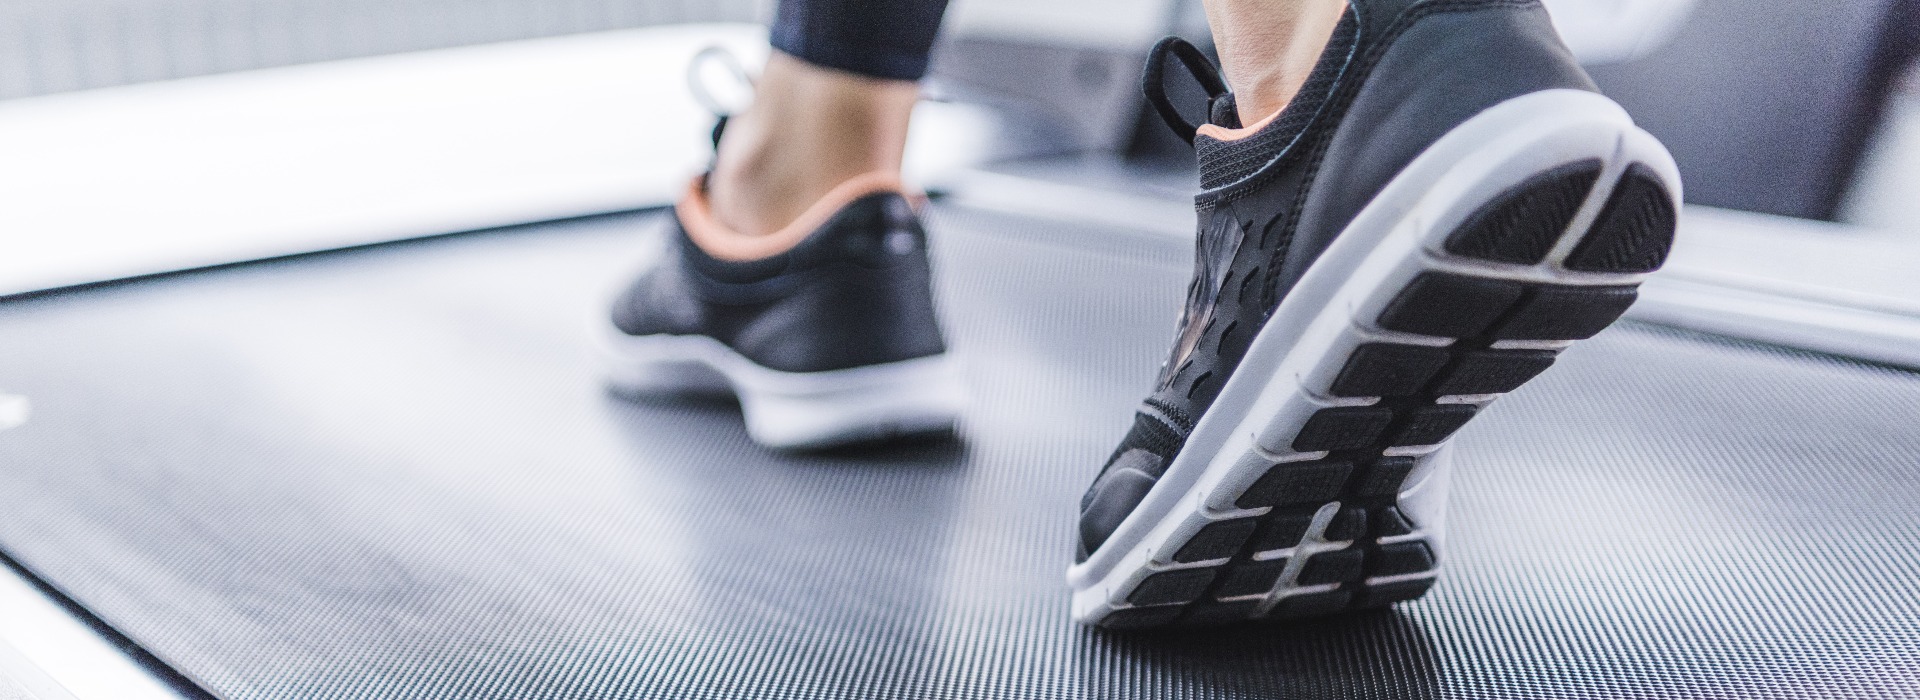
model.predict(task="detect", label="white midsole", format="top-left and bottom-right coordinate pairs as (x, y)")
top-left (1066, 88), bottom-right (1681, 618)
top-left (599, 329), bottom-right (965, 449)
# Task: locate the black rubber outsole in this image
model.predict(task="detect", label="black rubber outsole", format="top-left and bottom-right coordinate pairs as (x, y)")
top-left (1099, 164), bottom-right (1677, 630)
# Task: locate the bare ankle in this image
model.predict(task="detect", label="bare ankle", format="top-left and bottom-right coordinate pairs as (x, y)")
top-left (707, 53), bottom-right (919, 237)
top-left (1204, 0), bottom-right (1348, 125)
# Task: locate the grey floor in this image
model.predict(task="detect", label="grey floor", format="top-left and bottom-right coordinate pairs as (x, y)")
top-left (1, 206), bottom-right (1918, 698)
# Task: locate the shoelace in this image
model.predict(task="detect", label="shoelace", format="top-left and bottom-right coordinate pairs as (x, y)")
top-left (1141, 37), bottom-right (1232, 146)
top-left (686, 45), bottom-right (756, 149)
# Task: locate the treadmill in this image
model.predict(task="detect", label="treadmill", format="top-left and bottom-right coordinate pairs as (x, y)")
top-left (2, 4), bottom-right (1918, 699)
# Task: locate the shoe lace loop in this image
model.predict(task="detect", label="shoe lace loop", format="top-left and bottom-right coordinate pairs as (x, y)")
top-left (1141, 37), bottom-right (1230, 146)
top-left (687, 45), bottom-right (756, 148)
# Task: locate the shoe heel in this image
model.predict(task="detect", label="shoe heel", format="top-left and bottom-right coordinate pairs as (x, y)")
top-left (737, 355), bottom-right (965, 449)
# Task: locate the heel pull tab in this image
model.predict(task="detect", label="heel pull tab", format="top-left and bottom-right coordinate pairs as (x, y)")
top-left (1142, 37), bottom-right (1231, 145)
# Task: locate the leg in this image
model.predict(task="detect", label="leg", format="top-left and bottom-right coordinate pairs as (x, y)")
top-left (708, 0), bottom-right (952, 237)
top-left (1203, 0), bottom-right (1350, 125)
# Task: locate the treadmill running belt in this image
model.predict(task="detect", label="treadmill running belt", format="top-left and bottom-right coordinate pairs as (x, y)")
top-left (1, 206), bottom-right (1918, 699)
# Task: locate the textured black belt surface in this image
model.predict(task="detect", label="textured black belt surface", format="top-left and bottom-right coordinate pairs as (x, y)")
top-left (1, 207), bottom-right (1916, 699)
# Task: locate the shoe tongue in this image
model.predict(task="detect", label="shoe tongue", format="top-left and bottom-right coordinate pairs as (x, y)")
top-left (1194, 9), bottom-right (1358, 189)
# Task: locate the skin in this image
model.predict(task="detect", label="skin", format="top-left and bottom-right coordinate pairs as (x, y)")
top-left (707, 52), bottom-right (919, 238)
top-left (1203, 0), bottom-right (1350, 127)
top-left (708, 0), bottom-right (1349, 239)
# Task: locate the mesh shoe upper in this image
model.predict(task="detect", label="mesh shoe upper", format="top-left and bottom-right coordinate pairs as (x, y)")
top-left (611, 186), bottom-right (947, 374)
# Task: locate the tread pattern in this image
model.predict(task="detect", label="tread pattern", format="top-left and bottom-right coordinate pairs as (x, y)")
top-left (1331, 344), bottom-right (1452, 397)
top-left (1094, 160), bottom-right (1677, 628)
top-left (1495, 285), bottom-right (1639, 340)
top-left (1443, 159), bottom-right (1602, 264)
top-left (1565, 164), bottom-right (1676, 273)
top-left (1434, 349), bottom-right (1557, 395)
top-left (1293, 408), bottom-right (1394, 452)
top-left (1236, 461), bottom-right (1353, 508)
top-left (1172, 519), bottom-right (1259, 563)
top-left (1376, 273), bottom-right (1524, 337)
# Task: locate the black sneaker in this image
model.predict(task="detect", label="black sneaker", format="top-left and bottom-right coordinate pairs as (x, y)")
top-left (601, 173), bottom-right (963, 449)
top-left (1069, 0), bottom-right (1679, 628)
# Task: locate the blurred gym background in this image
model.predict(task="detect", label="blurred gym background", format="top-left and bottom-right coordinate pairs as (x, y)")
top-left (2, 0), bottom-right (1915, 222)
top-left (0, 0), bottom-right (755, 99)
top-left (2, 0), bottom-right (1918, 304)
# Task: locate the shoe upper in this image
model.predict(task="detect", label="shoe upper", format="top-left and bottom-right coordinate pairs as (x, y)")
top-left (611, 187), bottom-right (948, 374)
top-left (1077, 0), bottom-right (1597, 560)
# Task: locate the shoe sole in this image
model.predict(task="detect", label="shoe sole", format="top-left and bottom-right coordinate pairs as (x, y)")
top-left (1067, 89), bottom-right (1680, 629)
top-left (600, 332), bottom-right (965, 450)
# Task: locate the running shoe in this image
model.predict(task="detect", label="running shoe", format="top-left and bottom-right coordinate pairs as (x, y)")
top-left (601, 170), bottom-right (963, 450)
top-left (1070, 0), bottom-right (1680, 628)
